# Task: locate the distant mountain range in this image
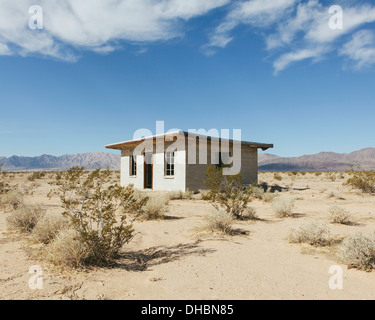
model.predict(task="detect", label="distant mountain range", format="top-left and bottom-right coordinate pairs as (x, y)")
top-left (0, 152), bottom-right (120, 171)
top-left (259, 147), bottom-right (375, 172)
top-left (0, 148), bottom-right (374, 172)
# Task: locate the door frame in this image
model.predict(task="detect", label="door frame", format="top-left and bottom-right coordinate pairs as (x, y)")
top-left (143, 153), bottom-right (153, 190)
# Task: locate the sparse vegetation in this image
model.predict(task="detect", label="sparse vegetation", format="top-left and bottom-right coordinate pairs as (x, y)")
top-left (32, 213), bottom-right (69, 244)
top-left (49, 166), bottom-right (147, 266)
top-left (27, 171), bottom-right (46, 181)
top-left (204, 165), bottom-right (252, 220)
top-left (339, 232), bottom-right (375, 271)
top-left (289, 222), bottom-right (332, 246)
top-left (169, 190), bottom-right (194, 200)
top-left (140, 195), bottom-right (169, 220)
top-left (345, 166), bottom-right (375, 194)
top-left (271, 197), bottom-right (294, 218)
top-left (329, 206), bottom-right (352, 225)
top-left (7, 205), bottom-right (45, 233)
top-left (273, 173), bottom-right (282, 181)
top-left (206, 209), bottom-right (234, 235)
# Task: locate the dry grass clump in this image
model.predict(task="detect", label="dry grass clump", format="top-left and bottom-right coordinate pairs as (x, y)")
top-left (206, 209), bottom-right (234, 235)
top-left (273, 173), bottom-right (282, 181)
top-left (45, 229), bottom-right (89, 268)
top-left (262, 192), bottom-right (278, 203)
top-left (325, 189), bottom-right (345, 200)
top-left (329, 206), bottom-right (352, 225)
top-left (7, 205), bottom-right (45, 233)
top-left (198, 189), bottom-right (211, 200)
top-left (169, 190), bottom-right (194, 200)
top-left (140, 196), bottom-right (169, 220)
top-left (0, 191), bottom-right (24, 211)
top-left (271, 197), bottom-right (294, 217)
top-left (289, 222), bottom-right (332, 247)
top-left (249, 186), bottom-right (264, 200)
top-left (241, 206), bottom-right (259, 220)
top-left (339, 232), bottom-right (375, 271)
top-left (32, 213), bottom-right (69, 244)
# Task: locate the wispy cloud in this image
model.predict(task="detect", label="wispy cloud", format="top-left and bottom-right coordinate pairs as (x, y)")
top-left (340, 29), bottom-right (375, 69)
top-left (206, 0), bottom-right (375, 73)
top-left (0, 0), bottom-right (230, 61)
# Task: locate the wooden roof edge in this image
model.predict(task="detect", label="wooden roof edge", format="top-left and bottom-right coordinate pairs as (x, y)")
top-left (106, 131), bottom-right (273, 151)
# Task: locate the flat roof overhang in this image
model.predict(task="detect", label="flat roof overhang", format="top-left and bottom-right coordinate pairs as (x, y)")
top-left (106, 131), bottom-right (273, 151)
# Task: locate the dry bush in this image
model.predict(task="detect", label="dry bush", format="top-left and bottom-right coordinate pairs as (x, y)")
top-left (271, 197), bottom-right (294, 218)
top-left (27, 171), bottom-right (46, 181)
top-left (140, 196), bottom-right (169, 220)
top-left (206, 209), bottom-right (234, 235)
top-left (329, 206), bottom-right (352, 225)
top-left (241, 206), bottom-right (258, 220)
top-left (204, 166), bottom-right (252, 220)
top-left (339, 232), bottom-right (375, 271)
top-left (198, 189), bottom-right (211, 201)
top-left (248, 186), bottom-right (264, 200)
top-left (0, 191), bottom-right (24, 211)
top-left (289, 222), bottom-right (331, 246)
top-left (262, 192), bottom-right (277, 203)
top-left (46, 229), bottom-right (89, 268)
top-left (169, 190), bottom-right (194, 200)
top-left (325, 190), bottom-right (345, 200)
top-left (273, 173), bottom-right (282, 181)
top-left (49, 167), bottom-right (147, 266)
top-left (7, 205), bottom-right (45, 233)
top-left (345, 166), bottom-right (375, 194)
top-left (32, 213), bottom-right (69, 244)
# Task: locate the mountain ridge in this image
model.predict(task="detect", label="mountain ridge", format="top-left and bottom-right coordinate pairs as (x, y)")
top-left (1, 148), bottom-right (374, 172)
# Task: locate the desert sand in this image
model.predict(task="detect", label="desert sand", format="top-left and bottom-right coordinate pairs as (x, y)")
top-left (1, 171), bottom-right (375, 300)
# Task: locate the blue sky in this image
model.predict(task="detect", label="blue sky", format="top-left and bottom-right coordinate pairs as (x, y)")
top-left (1, 0), bottom-right (375, 157)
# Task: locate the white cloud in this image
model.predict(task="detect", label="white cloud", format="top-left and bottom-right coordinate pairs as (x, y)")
top-left (340, 29), bottom-right (375, 69)
top-left (0, 0), bottom-right (230, 60)
top-left (207, 0), bottom-right (375, 73)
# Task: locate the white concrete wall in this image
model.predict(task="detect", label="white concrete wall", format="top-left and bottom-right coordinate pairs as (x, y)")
top-left (120, 148), bottom-right (186, 191)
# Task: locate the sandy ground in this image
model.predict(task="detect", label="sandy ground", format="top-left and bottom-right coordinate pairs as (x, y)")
top-left (1, 171), bottom-right (375, 300)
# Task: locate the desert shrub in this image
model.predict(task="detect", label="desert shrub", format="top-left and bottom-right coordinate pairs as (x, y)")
top-left (325, 172), bottom-right (336, 181)
top-left (339, 232), bottom-right (375, 271)
top-left (27, 171), bottom-right (46, 181)
top-left (169, 190), bottom-right (194, 200)
top-left (329, 206), bottom-right (352, 225)
top-left (249, 186), bottom-right (264, 200)
top-left (271, 197), bottom-right (294, 217)
top-left (7, 205), bottom-right (45, 233)
top-left (32, 213), bottom-right (69, 244)
top-left (241, 206), bottom-right (258, 220)
top-left (199, 189), bottom-right (211, 200)
top-left (345, 166), bottom-right (375, 194)
top-left (206, 209), bottom-right (233, 234)
top-left (261, 192), bottom-right (277, 203)
top-left (315, 172), bottom-right (322, 176)
top-left (289, 222), bottom-right (331, 246)
top-left (140, 196), bottom-right (168, 220)
top-left (204, 165), bottom-right (252, 220)
top-left (0, 190), bottom-right (24, 211)
top-left (46, 229), bottom-right (89, 268)
top-left (273, 173), bottom-right (282, 181)
top-left (325, 189), bottom-right (345, 200)
top-left (49, 166), bottom-right (147, 266)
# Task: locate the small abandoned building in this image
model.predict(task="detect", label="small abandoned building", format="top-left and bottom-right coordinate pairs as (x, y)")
top-left (106, 131), bottom-right (273, 192)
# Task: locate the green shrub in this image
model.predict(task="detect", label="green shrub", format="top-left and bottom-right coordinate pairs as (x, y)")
top-left (345, 166), bottom-right (375, 194)
top-left (49, 166), bottom-right (147, 266)
top-left (204, 165), bottom-right (252, 220)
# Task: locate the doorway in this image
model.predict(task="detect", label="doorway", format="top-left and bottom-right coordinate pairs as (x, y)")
top-left (144, 153), bottom-right (153, 189)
